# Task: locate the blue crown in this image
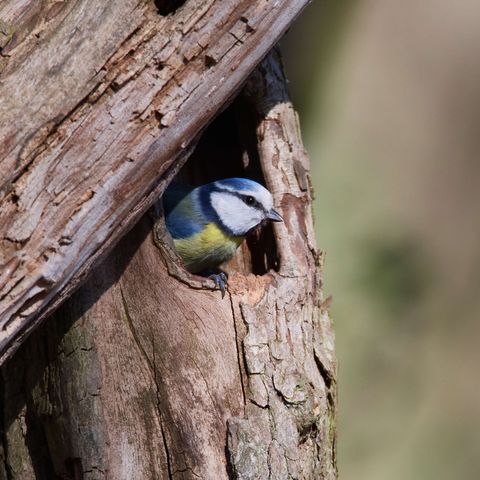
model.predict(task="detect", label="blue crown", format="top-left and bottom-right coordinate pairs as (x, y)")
top-left (214, 177), bottom-right (265, 192)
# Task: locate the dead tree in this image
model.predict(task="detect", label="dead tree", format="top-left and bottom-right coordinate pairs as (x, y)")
top-left (0, 1), bottom-right (336, 478)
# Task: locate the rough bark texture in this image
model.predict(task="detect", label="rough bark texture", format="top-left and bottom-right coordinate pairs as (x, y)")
top-left (0, 50), bottom-right (337, 479)
top-left (0, 0), bottom-right (309, 363)
top-left (225, 53), bottom-right (336, 480)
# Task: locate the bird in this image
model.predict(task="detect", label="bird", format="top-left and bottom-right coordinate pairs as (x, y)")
top-left (163, 177), bottom-right (283, 296)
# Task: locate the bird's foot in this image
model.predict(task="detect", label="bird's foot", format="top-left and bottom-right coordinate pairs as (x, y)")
top-left (207, 272), bottom-right (228, 298)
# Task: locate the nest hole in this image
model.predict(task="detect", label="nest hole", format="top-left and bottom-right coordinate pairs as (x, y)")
top-left (173, 98), bottom-right (280, 276)
top-left (154, 0), bottom-right (185, 16)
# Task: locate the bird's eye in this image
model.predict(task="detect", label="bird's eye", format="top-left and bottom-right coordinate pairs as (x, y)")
top-left (245, 196), bottom-right (255, 206)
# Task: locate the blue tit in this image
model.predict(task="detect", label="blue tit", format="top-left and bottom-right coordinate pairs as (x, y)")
top-left (163, 178), bottom-right (283, 293)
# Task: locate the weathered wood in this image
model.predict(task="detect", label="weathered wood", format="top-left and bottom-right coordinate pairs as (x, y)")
top-left (0, 0), bottom-right (310, 363)
top-left (1, 49), bottom-right (336, 480)
top-left (226, 50), bottom-right (337, 479)
top-left (2, 215), bottom-right (244, 479)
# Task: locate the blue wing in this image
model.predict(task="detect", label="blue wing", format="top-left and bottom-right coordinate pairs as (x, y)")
top-left (163, 182), bottom-right (205, 239)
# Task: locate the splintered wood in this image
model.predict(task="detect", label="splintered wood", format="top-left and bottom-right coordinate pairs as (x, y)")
top-left (0, 0), bottom-right (309, 363)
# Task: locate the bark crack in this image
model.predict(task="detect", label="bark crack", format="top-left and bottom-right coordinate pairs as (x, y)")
top-left (159, 417), bottom-right (174, 480)
top-left (191, 358), bottom-right (222, 420)
top-left (119, 284), bottom-right (155, 375)
top-left (120, 283), bottom-right (176, 478)
top-left (313, 350), bottom-right (334, 392)
top-left (228, 294), bottom-right (247, 407)
top-left (172, 465), bottom-right (202, 479)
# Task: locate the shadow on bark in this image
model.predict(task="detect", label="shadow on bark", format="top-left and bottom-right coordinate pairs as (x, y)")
top-left (0, 50), bottom-right (337, 480)
top-left (0, 219), bottom-right (149, 479)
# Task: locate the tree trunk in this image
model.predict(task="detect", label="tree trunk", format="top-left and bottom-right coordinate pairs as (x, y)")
top-left (0, 48), bottom-right (337, 479)
top-left (0, 0), bottom-right (309, 363)
top-left (0, 0), bottom-right (337, 478)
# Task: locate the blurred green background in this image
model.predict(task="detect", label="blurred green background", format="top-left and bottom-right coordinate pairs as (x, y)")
top-left (283, 1), bottom-right (480, 478)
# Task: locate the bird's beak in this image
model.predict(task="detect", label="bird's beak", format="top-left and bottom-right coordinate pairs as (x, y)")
top-left (266, 208), bottom-right (283, 222)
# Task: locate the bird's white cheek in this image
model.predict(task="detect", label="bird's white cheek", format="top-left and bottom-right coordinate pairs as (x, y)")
top-left (210, 192), bottom-right (266, 235)
top-left (245, 212), bottom-right (263, 231)
top-left (225, 208), bottom-right (255, 234)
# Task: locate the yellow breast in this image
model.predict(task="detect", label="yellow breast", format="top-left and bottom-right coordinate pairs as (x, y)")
top-left (174, 223), bottom-right (243, 273)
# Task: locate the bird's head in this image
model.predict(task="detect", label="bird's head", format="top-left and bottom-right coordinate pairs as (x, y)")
top-left (200, 178), bottom-right (283, 236)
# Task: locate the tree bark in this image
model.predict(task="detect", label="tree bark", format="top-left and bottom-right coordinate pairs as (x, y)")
top-left (0, 0), bottom-right (309, 363)
top-left (0, 48), bottom-right (337, 479)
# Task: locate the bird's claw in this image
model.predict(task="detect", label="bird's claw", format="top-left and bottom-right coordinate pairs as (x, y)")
top-left (208, 272), bottom-right (228, 298)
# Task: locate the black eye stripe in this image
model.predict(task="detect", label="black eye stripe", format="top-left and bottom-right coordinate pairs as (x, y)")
top-left (213, 188), bottom-right (266, 212)
top-left (241, 194), bottom-right (261, 209)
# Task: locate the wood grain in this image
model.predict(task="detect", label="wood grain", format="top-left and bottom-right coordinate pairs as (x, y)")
top-left (0, 48), bottom-right (337, 480)
top-left (225, 50), bottom-right (337, 479)
top-left (0, 0), bottom-right (310, 363)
